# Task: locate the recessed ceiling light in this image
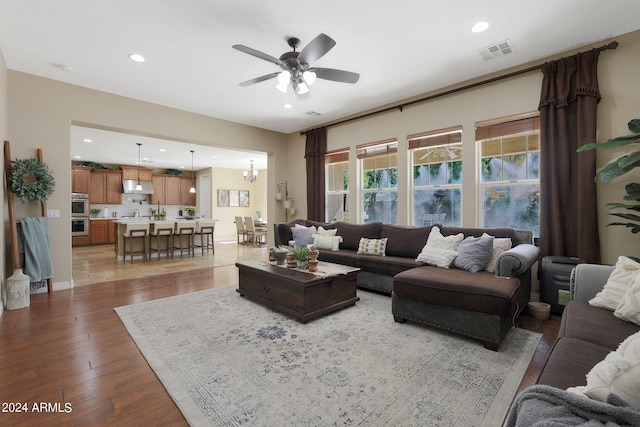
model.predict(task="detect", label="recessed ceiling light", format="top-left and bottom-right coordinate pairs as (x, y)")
top-left (82, 138), bottom-right (92, 143)
top-left (472, 21), bottom-right (490, 33)
top-left (283, 104), bottom-right (292, 109)
top-left (74, 155), bottom-right (82, 159)
top-left (211, 155), bottom-right (218, 159)
top-left (159, 148), bottom-right (167, 152)
top-left (128, 53), bottom-right (145, 63)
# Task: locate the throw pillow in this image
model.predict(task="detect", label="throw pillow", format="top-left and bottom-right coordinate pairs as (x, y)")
top-left (614, 272), bottom-right (640, 326)
top-left (357, 237), bottom-right (388, 256)
top-left (291, 226), bottom-right (317, 248)
top-left (453, 236), bottom-right (494, 273)
top-left (590, 256), bottom-right (640, 311)
top-left (426, 226), bottom-right (464, 251)
top-left (568, 331), bottom-right (640, 410)
top-left (482, 233), bottom-right (513, 273)
top-left (416, 247), bottom-right (459, 268)
top-left (316, 226), bottom-right (338, 236)
top-left (313, 234), bottom-right (342, 251)
top-left (415, 226), bottom-right (464, 268)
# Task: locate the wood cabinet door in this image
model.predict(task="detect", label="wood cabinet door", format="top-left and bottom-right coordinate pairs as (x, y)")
top-left (90, 220), bottom-right (108, 244)
top-left (165, 176), bottom-right (182, 205)
top-left (105, 171), bottom-right (122, 204)
top-left (181, 176), bottom-right (196, 205)
top-left (90, 171), bottom-right (106, 204)
top-left (72, 167), bottom-right (91, 194)
top-left (151, 175), bottom-right (166, 205)
top-left (108, 220), bottom-right (116, 243)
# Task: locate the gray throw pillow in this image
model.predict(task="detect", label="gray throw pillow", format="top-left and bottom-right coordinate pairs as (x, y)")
top-left (453, 236), bottom-right (494, 272)
top-left (291, 226), bottom-right (316, 248)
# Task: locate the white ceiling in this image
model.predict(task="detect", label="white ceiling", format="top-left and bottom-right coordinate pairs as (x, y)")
top-left (69, 125), bottom-right (268, 172)
top-left (2, 0), bottom-right (640, 167)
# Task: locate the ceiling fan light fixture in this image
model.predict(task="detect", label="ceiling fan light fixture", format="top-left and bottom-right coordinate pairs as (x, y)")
top-left (303, 70), bottom-right (316, 85)
top-left (297, 82), bottom-right (309, 95)
top-left (276, 71), bottom-right (291, 93)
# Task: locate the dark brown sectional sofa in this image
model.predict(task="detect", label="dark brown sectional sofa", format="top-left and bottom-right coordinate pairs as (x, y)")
top-left (505, 263), bottom-right (640, 425)
top-left (273, 219), bottom-right (540, 350)
top-left (536, 263), bottom-right (639, 389)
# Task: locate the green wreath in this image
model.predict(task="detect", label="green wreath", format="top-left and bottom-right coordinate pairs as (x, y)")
top-left (10, 157), bottom-right (56, 203)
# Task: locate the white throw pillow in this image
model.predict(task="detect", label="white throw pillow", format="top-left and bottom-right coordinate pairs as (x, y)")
top-left (614, 272), bottom-right (640, 326)
top-left (415, 226), bottom-right (464, 268)
top-left (316, 226), bottom-right (338, 236)
top-left (568, 330), bottom-right (640, 410)
top-left (590, 256), bottom-right (640, 311)
top-left (313, 234), bottom-right (342, 251)
top-left (482, 233), bottom-right (513, 273)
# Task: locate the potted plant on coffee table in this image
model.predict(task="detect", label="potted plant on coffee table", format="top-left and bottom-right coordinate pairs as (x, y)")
top-left (292, 246), bottom-right (310, 269)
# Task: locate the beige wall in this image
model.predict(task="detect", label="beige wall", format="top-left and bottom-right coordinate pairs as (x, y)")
top-left (1, 45), bottom-right (7, 314)
top-left (287, 30), bottom-right (640, 265)
top-left (209, 166), bottom-right (268, 240)
top-left (6, 72), bottom-right (289, 289)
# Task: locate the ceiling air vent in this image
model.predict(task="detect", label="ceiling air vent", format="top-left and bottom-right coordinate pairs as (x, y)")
top-left (305, 111), bottom-right (322, 117)
top-left (478, 40), bottom-right (514, 61)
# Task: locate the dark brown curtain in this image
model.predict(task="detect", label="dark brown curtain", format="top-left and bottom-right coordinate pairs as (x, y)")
top-left (305, 127), bottom-right (327, 221)
top-left (538, 50), bottom-right (601, 263)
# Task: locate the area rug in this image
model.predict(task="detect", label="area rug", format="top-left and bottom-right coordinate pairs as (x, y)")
top-left (115, 286), bottom-right (541, 426)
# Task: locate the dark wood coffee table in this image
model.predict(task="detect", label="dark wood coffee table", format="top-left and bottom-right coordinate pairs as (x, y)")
top-left (235, 260), bottom-right (360, 323)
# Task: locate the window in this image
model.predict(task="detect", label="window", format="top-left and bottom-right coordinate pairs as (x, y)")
top-left (357, 139), bottom-right (398, 224)
top-left (325, 148), bottom-right (350, 222)
top-left (409, 127), bottom-right (463, 226)
top-left (477, 114), bottom-right (540, 236)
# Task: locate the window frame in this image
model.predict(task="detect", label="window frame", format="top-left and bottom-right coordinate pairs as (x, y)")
top-left (357, 138), bottom-right (398, 224)
top-left (408, 126), bottom-right (463, 226)
top-left (476, 112), bottom-right (541, 235)
top-left (324, 148), bottom-right (350, 223)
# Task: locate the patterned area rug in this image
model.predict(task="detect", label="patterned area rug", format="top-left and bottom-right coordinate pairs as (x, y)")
top-left (115, 286), bottom-right (541, 426)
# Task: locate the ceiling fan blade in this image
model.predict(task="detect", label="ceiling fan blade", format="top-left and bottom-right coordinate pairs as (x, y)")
top-left (239, 72), bottom-right (280, 86)
top-left (312, 68), bottom-right (360, 84)
top-left (232, 44), bottom-right (284, 66)
top-left (298, 33), bottom-right (336, 65)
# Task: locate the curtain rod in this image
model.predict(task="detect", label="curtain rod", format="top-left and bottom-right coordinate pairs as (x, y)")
top-left (300, 40), bottom-right (618, 136)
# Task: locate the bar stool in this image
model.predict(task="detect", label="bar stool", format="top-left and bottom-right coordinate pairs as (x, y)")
top-left (123, 222), bottom-right (149, 263)
top-left (194, 220), bottom-right (215, 255)
top-left (173, 221), bottom-right (195, 257)
top-left (149, 221), bottom-right (174, 259)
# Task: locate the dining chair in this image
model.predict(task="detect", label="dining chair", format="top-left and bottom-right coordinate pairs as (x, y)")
top-left (235, 216), bottom-right (248, 244)
top-left (244, 216), bottom-right (267, 246)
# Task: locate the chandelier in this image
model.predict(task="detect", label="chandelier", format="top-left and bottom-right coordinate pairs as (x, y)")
top-left (243, 160), bottom-right (258, 183)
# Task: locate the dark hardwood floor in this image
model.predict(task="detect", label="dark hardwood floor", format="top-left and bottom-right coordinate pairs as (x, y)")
top-left (0, 263), bottom-right (560, 426)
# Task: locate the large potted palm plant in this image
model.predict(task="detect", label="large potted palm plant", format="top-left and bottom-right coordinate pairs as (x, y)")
top-left (578, 118), bottom-right (640, 234)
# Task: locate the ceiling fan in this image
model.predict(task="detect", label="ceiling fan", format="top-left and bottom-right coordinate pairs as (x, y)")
top-left (232, 33), bottom-right (359, 96)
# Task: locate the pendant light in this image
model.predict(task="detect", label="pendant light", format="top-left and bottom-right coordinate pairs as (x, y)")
top-left (135, 143), bottom-right (143, 192)
top-left (243, 160), bottom-right (258, 183)
top-left (189, 150), bottom-right (196, 193)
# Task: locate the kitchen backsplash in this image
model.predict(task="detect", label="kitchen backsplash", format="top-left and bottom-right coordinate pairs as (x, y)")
top-left (90, 196), bottom-right (189, 218)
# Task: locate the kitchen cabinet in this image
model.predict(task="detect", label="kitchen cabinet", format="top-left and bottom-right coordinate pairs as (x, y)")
top-left (165, 176), bottom-right (182, 205)
top-left (150, 174), bottom-right (196, 205)
top-left (181, 176), bottom-right (196, 206)
top-left (90, 219), bottom-right (116, 244)
top-left (120, 165), bottom-right (152, 181)
top-left (150, 174), bottom-right (166, 205)
top-left (72, 166), bottom-right (91, 194)
top-left (90, 169), bottom-right (122, 204)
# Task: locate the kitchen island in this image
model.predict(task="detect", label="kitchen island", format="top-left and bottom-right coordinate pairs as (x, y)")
top-left (113, 218), bottom-right (215, 261)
